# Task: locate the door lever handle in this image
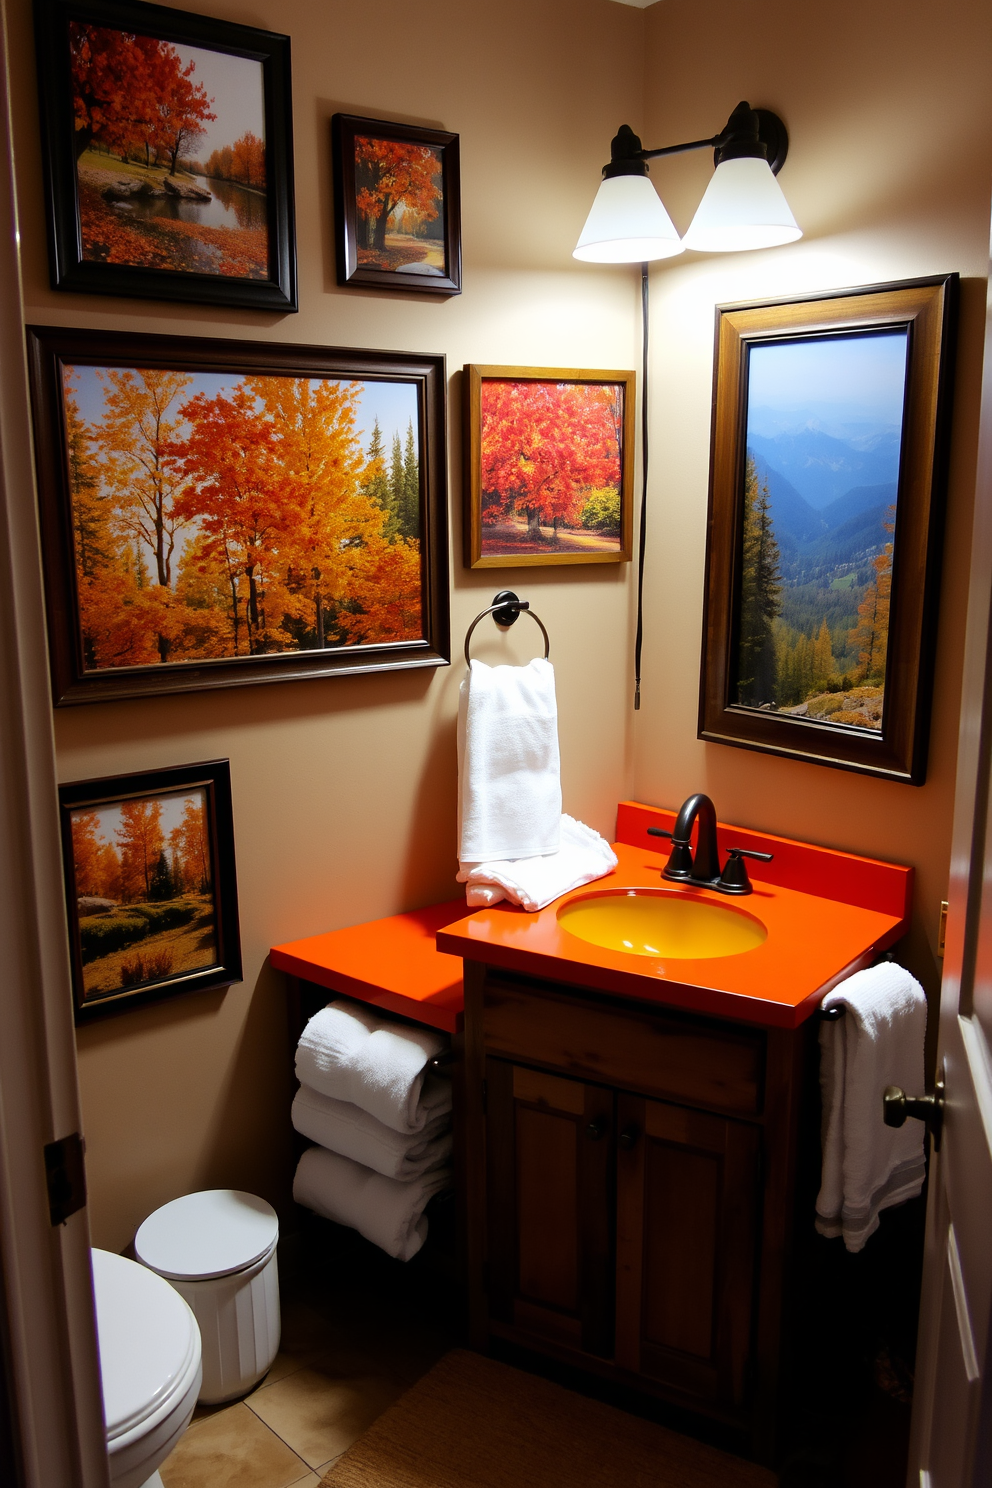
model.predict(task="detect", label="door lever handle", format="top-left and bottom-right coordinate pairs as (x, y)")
top-left (883, 1074), bottom-right (945, 1151)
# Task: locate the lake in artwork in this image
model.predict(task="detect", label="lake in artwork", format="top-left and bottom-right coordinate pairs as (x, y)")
top-left (734, 330), bottom-right (909, 732)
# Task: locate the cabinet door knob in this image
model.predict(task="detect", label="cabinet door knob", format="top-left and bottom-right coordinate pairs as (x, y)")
top-left (586, 1117), bottom-right (608, 1141)
top-left (618, 1124), bottom-right (640, 1150)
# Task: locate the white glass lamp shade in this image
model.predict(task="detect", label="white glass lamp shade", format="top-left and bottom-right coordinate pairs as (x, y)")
top-left (681, 156), bottom-right (802, 253)
top-left (573, 173), bottom-right (684, 263)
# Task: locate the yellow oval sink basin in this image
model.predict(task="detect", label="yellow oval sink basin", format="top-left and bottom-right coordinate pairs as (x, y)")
top-left (557, 889), bottom-right (767, 960)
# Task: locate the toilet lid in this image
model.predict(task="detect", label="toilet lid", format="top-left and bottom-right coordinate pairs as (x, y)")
top-left (91, 1249), bottom-right (199, 1442)
top-left (134, 1189), bottom-right (279, 1280)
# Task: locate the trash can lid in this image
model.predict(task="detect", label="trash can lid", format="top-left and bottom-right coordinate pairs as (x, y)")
top-left (135, 1189), bottom-right (279, 1281)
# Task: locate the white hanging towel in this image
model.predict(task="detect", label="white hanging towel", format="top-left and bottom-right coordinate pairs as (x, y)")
top-left (457, 657), bottom-right (562, 864)
top-left (296, 998), bottom-right (452, 1135)
top-left (293, 1144), bottom-right (451, 1262)
top-left (457, 813), bottom-right (618, 912)
top-left (815, 960), bottom-right (927, 1253)
top-left (292, 1085), bottom-right (452, 1182)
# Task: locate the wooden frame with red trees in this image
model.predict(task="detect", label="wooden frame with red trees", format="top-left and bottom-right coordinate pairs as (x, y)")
top-left (463, 365), bottom-right (635, 568)
top-left (58, 759), bottom-right (241, 1022)
top-left (28, 326), bottom-right (450, 705)
top-left (699, 276), bottom-right (957, 785)
top-left (34, 0), bottom-right (297, 311)
top-left (333, 113), bottom-right (461, 297)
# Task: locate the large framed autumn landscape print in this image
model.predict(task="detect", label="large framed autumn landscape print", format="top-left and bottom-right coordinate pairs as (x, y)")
top-left (59, 759), bottom-right (241, 1022)
top-left (333, 113), bottom-right (461, 297)
top-left (464, 365), bottom-right (635, 568)
top-left (27, 327), bottom-right (450, 705)
top-left (34, 0), bottom-right (296, 310)
top-left (699, 276), bottom-right (957, 785)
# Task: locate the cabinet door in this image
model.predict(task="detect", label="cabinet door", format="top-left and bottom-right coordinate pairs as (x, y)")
top-left (486, 1058), bottom-right (614, 1357)
top-left (615, 1093), bottom-right (760, 1410)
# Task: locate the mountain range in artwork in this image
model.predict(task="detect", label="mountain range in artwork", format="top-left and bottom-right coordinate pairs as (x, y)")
top-left (734, 330), bottom-right (909, 733)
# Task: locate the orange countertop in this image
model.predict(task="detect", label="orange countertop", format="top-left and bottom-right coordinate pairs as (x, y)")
top-left (437, 832), bottom-right (911, 1030)
top-left (270, 899), bottom-right (466, 1033)
top-left (271, 803), bottom-right (912, 1034)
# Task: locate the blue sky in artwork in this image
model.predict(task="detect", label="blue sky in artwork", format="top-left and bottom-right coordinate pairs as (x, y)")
top-left (67, 364), bottom-right (420, 458)
top-left (746, 330), bottom-right (909, 441)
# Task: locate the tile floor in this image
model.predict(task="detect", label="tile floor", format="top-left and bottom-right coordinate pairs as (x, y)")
top-left (159, 1215), bottom-right (457, 1488)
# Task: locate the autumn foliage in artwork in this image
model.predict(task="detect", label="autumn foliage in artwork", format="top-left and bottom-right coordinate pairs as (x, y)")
top-left (355, 137), bottom-right (444, 272)
top-left (65, 367), bottom-right (424, 673)
top-left (479, 380), bottom-right (625, 555)
top-left (71, 791), bottom-right (217, 995)
top-left (70, 22), bottom-right (268, 277)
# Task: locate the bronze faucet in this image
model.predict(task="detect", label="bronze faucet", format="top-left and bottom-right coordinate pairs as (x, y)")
top-left (647, 792), bottom-right (773, 896)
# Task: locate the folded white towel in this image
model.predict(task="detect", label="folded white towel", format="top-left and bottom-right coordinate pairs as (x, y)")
top-left (457, 657), bottom-right (562, 863)
top-left (457, 813), bottom-right (618, 912)
top-left (295, 998), bottom-right (452, 1135)
top-left (815, 961), bottom-right (927, 1253)
top-left (293, 1144), bottom-right (451, 1261)
top-left (292, 1085), bottom-right (452, 1182)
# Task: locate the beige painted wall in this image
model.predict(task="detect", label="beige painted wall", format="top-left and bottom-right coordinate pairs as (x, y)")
top-left (9, 0), bottom-right (992, 1252)
top-left (635, 0), bottom-right (992, 1018)
top-left (7, 0), bottom-right (644, 1250)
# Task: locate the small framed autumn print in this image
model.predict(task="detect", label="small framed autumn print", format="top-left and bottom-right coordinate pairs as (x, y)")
top-left (27, 325), bottom-right (450, 705)
top-left (463, 364), bottom-right (635, 568)
top-left (34, 0), bottom-right (297, 311)
top-left (332, 113), bottom-right (461, 296)
top-left (59, 759), bottom-right (242, 1022)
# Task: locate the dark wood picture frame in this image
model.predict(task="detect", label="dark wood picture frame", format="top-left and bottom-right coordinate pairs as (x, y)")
top-left (28, 325), bottom-right (450, 705)
top-left (699, 275), bottom-right (958, 785)
top-left (332, 112), bottom-right (461, 297)
top-left (59, 759), bottom-right (242, 1023)
top-left (34, 0), bottom-right (297, 311)
top-left (463, 364), bottom-right (635, 569)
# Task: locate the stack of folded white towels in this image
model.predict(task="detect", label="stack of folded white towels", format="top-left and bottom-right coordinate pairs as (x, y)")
top-left (291, 997), bottom-right (453, 1262)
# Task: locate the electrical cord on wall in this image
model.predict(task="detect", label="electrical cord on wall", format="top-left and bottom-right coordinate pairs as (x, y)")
top-left (633, 260), bottom-right (649, 710)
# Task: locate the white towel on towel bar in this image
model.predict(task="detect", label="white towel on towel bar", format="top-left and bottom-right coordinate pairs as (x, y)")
top-left (296, 998), bottom-right (452, 1135)
top-left (293, 1144), bottom-right (451, 1261)
top-left (815, 960), bottom-right (927, 1253)
top-left (457, 657), bottom-right (562, 863)
top-left (457, 813), bottom-right (618, 912)
top-left (292, 1085), bottom-right (452, 1182)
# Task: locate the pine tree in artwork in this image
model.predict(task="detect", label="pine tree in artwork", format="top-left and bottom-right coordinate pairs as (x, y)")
top-left (400, 420), bottom-right (420, 539)
top-left (736, 457), bottom-right (782, 706)
top-left (148, 849), bottom-right (174, 901)
top-left (387, 431), bottom-right (405, 540)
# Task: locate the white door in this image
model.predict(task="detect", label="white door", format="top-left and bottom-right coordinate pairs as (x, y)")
top-left (907, 261), bottom-right (992, 1486)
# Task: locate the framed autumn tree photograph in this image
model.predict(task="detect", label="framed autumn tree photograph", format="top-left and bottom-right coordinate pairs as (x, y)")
top-left (59, 759), bottom-right (241, 1022)
top-left (28, 326), bottom-right (450, 704)
top-left (333, 113), bottom-right (461, 296)
top-left (699, 276), bottom-right (957, 785)
top-left (463, 365), bottom-right (635, 568)
top-left (34, 0), bottom-right (296, 310)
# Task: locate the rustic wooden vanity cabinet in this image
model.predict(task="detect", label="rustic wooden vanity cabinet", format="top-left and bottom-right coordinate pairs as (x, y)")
top-left (459, 962), bottom-right (818, 1459)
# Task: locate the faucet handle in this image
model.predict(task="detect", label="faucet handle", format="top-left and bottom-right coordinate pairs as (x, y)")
top-left (717, 847), bottom-right (774, 894)
top-left (646, 826), bottom-right (693, 878)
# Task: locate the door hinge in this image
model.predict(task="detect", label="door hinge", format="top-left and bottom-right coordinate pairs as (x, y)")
top-left (44, 1133), bottom-right (86, 1226)
top-left (938, 900), bottom-right (948, 957)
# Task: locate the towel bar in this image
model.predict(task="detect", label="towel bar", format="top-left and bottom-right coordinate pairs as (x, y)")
top-left (464, 590), bottom-right (551, 667)
top-left (818, 951), bottom-right (895, 1018)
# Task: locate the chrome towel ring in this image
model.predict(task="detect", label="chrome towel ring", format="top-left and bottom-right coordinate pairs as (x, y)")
top-left (464, 590), bottom-right (551, 668)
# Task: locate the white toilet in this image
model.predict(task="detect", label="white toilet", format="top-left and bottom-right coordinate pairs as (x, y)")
top-left (91, 1248), bottom-right (202, 1488)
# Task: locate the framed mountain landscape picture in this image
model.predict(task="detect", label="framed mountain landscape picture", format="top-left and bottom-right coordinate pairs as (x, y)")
top-left (699, 276), bottom-right (958, 784)
top-left (59, 759), bottom-right (241, 1022)
top-left (463, 364), bottom-right (635, 567)
top-left (333, 113), bottom-right (461, 296)
top-left (27, 326), bottom-right (449, 704)
top-left (34, 0), bottom-right (297, 310)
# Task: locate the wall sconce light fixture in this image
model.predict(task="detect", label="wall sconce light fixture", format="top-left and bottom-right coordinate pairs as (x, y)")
top-left (574, 101), bottom-right (801, 262)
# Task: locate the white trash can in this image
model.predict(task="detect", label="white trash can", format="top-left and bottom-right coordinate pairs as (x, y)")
top-left (135, 1189), bottom-right (280, 1404)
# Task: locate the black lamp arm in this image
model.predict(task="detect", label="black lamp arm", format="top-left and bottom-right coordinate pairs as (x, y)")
top-left (604, 104), bottom-right (788, 180)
